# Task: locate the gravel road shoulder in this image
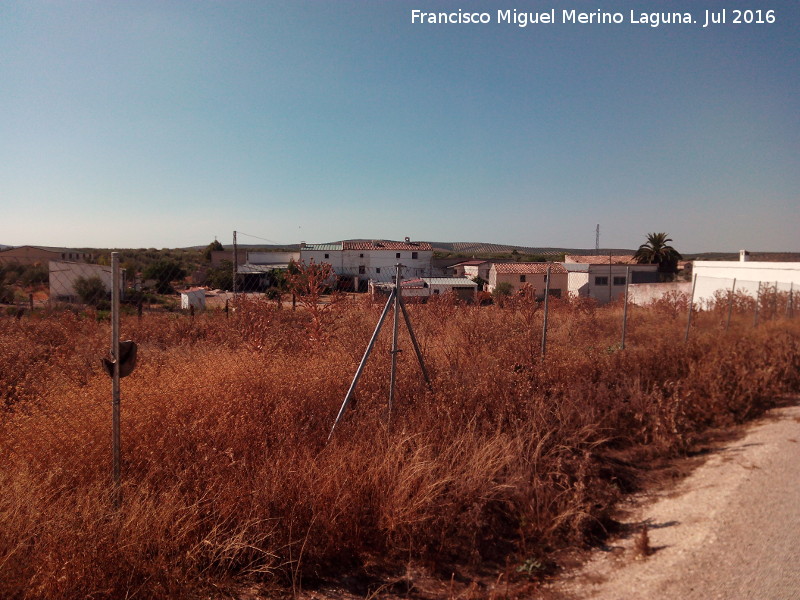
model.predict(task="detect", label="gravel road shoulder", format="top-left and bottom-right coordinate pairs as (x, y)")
top-left (546, 400), bottom-right (800, 600)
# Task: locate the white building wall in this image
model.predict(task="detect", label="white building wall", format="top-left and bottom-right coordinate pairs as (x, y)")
top-left (567, 272), bottom-right (590, 297)
top-left (692, 261), bottom-right (800, 306)
top-left (341, 249), bottom-right (432, 282)
top-left (299, 249), bottom-right (343, 270)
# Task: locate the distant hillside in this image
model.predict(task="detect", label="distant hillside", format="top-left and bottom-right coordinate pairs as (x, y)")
top-left (687, 252), bottom-right (800, 262)
top-left (183, 241), bottom-right (637, 257)
top-left (429, 242), bottom-right (636, 257)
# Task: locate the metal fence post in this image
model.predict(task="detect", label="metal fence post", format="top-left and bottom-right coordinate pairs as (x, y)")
top-left (789, 283), bottom-right (794, 319)
top-left (620, 266), bottom-right (630, 349)
top-left (754, 282), bottom-right (761, 327)
top-left (540, 265), bottom-right (551, 357)
top-left (111, 252), bottom-right (121, 506)
top-left (684, 274), bottom-right (697, 343)
top-left (725, 278), bottom-right (737, 332)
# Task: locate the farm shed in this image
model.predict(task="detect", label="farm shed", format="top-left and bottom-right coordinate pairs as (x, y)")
top-left (180, 288), bottom-right (207, 310)
top-left (372, 277), bottom-right (478, 301)
top-left (1, 246), bottom-right (92, 266)
top-left (48, 260), bottom-right (119, 303)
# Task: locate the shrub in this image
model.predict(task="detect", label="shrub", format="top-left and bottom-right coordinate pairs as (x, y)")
top-left (74, 276), bottom-right (108, 306)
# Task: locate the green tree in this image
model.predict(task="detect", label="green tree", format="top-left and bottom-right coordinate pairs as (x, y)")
top-left (286, 260), bottom-right (338, 341)
top-left (19, 264), bottom-right (48, 286)
top-left (634, 232), bottom-right (682, 279)
top-left (471, 275), bottom-right (488, 291)
top-left (0, 281), bottom-right (14, 304)
top-left (491, 282), bottom-right (515, 307)
top-left (143, 259), bottom-right (187, 294)
top-left (74, 276), bottom-right (108, 306)
top-left (202, 239), bottom-right (225, 262)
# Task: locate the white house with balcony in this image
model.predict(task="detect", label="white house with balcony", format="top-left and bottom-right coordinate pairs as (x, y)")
top-left (449, 260), bottom-right (492, 283)
top-left (299, 239), bottom-right (433, 288)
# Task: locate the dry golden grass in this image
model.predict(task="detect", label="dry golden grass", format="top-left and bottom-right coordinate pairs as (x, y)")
top-left (1, 296), bottom-right (799, 598)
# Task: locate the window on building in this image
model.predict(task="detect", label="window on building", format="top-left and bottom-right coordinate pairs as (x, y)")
top-left (520, 275), bottom-right (526, 283)
top-left (359, 253), bottom-right (364, 258)
top-left (358, 265), bottom-right (365, 274)
top-left (595, 276), bottom-right (608, 286)
top-left (412, 252), bottom-right (418, 259)
top-left (324, 253), bottom-right (329, 259)
top-left (391, 275), bottom-right (396, 283)
top-left (396, 253), bottom-right (401, 259)
top-left (613, 276), bottom-right (627, 286)
top-left (376, 268), bottom-right (381, 274)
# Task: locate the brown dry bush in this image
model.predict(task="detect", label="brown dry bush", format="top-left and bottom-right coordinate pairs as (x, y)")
top-left (1, 300), bottom-right (799, 599)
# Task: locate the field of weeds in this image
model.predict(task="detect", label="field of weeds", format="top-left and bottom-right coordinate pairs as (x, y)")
top-left (1, 294), bottom-right (799, 599)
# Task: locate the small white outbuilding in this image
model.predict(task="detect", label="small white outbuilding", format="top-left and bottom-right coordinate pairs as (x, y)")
top-left (180, 288), bottom-right (206, 310)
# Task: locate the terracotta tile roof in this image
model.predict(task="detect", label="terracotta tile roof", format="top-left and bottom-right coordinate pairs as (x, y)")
top-left (564, 254), bottom-right (638, 265)
top-left (493, 263), bottom-right (567, 274)
top-left (400, 278), bottom-right (426, 288)
top-left (343, 240), bottom-right (432, 251)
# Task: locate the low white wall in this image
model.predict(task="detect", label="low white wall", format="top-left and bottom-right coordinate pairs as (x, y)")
top-left (628, 281), bottom-right (692, 306)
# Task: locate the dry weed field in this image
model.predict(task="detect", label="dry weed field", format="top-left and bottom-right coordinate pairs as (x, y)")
top-left (1, 294), bottom-right (799, 599)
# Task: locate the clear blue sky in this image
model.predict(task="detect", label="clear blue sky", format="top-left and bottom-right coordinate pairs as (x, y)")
top-left (1, 1), bottom-right (798, 252)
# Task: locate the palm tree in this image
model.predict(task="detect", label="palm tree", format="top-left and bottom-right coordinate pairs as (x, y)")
top-left (634, 232), bottom-right (682, 278)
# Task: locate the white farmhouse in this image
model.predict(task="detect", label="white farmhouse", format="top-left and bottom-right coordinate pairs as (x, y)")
top-left (299, 239), bottom-right (433, 288)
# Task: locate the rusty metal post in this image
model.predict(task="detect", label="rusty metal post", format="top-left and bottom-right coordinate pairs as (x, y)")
top-left (684, 274), bottom-right (697, 343)
top-left (725, 278), bottom-right (737, 332)
top-left (541, 265), bottom-right (551, 357)
top-left (111, 252), bottom-right (121, 506)
top-left (621, 266), bottom-right (630, 349)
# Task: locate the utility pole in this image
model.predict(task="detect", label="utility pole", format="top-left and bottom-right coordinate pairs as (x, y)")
top-left (595, 224), bottom-right (600, 256)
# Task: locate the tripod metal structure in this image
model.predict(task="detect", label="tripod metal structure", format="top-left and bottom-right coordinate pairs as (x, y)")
top-left (328, 264), bottom-right (431, 441)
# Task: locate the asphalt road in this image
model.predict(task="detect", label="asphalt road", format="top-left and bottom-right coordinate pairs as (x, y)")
top-left (549, 402), bottom-right (800, 600)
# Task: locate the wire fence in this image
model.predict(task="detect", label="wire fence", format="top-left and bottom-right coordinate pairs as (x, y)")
top-left (1, 251), bottom-right (797, 471)
top-left (13, 239), bottom-right (800, 590)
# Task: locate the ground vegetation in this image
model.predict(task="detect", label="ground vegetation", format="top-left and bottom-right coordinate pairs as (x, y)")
top-left (0, 292), bottom-right (798, 598)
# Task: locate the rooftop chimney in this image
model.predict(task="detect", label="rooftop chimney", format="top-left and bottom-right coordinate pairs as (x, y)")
top-left (739, 249), bottom-right (750, 262)
top-left (404, 236), bottom-right (410, 243)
